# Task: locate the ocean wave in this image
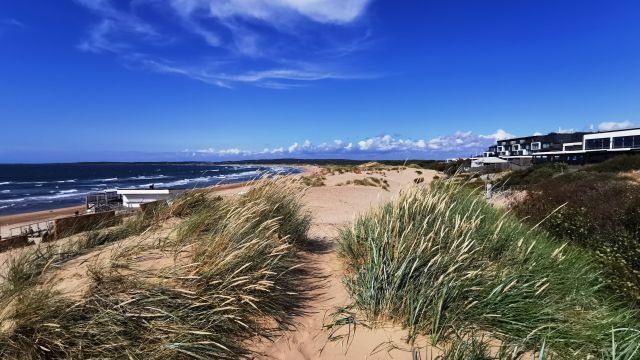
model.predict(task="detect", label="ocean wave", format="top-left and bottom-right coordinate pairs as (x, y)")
top-left (88, 177), bottom-right (119, 182)
top-left (222, 170), bottom-right (263, 179)
top-left (130, 175), bottom-right (169, 180)
top-left (0, 198), bottom-right (26, 204)
top-left (55, 179), bottom-right (77, 183)
top-left (0, 190), bottom-right (10, 194)
top-left (0, 182), bottom-right (11, 186)
top-left (35, 191), bottom-right (88, 200)
top-left (57, 189), bottom-right (78, 194)
top-left (0, 190), bottom-right (88, 204)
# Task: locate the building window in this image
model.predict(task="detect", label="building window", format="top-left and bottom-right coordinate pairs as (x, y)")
top-left (613, 136), bottom-right (640, 149)
top-left (542, 143), bottom-right (550, 149)
top-left (531, 142), bottom-right (541, 151)
top-left (585, 138), bottom-right (611, 150)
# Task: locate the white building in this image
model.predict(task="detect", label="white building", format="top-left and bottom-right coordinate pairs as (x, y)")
top-left (117, 189), bottom-right (185, 208)
top-left (471, 157), bottom-right (508, 168)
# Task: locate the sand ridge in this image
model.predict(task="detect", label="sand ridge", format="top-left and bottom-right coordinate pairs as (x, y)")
top-left (0, 165), bottom-right (440, 359)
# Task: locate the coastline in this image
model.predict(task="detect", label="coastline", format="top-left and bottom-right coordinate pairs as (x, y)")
top-left (0, 165), bottom-right (314, 238)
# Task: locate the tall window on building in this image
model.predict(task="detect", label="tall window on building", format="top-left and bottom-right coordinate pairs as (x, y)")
top-left (613, 136), bottom-right (640, 149)
top-left (585, 138), bottom-right (611, 150)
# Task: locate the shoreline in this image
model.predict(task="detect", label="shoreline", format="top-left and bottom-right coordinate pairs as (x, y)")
top-left (0, 166), bottom-right (314, 236)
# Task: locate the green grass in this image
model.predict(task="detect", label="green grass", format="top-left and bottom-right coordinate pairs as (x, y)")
top-left (503, 162), bottom-right (567, 187)
top-left (336, 179), bottom-right (640, 358)
top-left (0, 178), bottom-right (316, 359)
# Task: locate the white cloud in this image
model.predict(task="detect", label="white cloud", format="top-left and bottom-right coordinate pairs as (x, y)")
top-left (597, 120), bottom-right (634, 132)
top-left (170, 0), bottom-right (370, 25)
top-left (72, 0), bottom-right (374, 88)
top-left (480, 129), bottom-right (514, 141)
top-left (185, 129), bottom-right (512, 159)
top-left (288, 142), bottom-right (299, 153)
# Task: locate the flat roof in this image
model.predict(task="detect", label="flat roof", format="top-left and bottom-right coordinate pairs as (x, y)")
top-left (498, 132), bottom-right (591, 142)
top-left (117, 189), bottom-right (185, 195)
top-left (583, 127), bottom-right (640, 135)
top-left (499, 128), bottom-right (640, 143)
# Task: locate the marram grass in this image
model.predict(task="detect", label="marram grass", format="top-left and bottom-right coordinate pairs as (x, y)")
top-left (0, 178), bottom-right (316, 359)
top-left (337, 179), bottom-right (640, 359)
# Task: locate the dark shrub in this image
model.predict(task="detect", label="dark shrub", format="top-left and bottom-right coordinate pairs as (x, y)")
top-left (504, 162), bottom-right (567, 186)
top-left (513, 172), bottom-right (640, 304)
top-left (587, 154), bottom-right (640, 173)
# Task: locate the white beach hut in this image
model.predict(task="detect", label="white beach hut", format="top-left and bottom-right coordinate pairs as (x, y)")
top-left (116, 188), bottom-right (185, 208)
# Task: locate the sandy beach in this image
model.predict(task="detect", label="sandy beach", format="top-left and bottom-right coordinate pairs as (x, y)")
top-left (0, 165), bottom-right (439, 358)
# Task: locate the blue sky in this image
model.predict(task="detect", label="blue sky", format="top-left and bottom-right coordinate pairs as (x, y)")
top-left (1, 0), bottom-right (639, 162)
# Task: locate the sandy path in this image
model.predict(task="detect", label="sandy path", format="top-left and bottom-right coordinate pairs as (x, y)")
top-left (255, 168), bottom-right (438, 359)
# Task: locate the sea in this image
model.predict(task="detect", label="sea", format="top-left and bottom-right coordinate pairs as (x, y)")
top-left (0, 163), bottom-right (301, 216)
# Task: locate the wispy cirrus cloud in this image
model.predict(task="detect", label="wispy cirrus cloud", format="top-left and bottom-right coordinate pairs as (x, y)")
top-left (72, 0), bottom-right (375, 88)
top-left (0, 18), bottom-right (27, 38)
top-left (0, 18), bottom-right (26, 28)
top-left (184, 129), bottom-right (514, 160)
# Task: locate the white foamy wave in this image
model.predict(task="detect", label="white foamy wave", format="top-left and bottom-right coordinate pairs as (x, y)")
top-left (0, 198), bottom-right (26, 204)
top-left (139, 174), bottom-right (227, 189)
top-left (88, 177), bottom-right (118, 182)
top-left (31, 191), bottom-right (89, 201)
top-left (0, 205), bottom-right (11, 210)
top-left (0, 190), bottom-right (87, 204)
top-left (0, 182), bottom-right (11, 186)
top-left (56, 179), bottom-right (77, 183)
top-left (0, 190), bottom-right (10, 194)
top-left (57, 189), bottom-right (78, 194)
top-left (130, 175), bottom-right (169, 180)
top-left (222, 170), bottom-right (263, 179)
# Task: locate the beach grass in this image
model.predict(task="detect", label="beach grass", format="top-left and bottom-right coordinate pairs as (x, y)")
top-left (0, 178), bottom-right (316, 359)
top-left (336, 179), bottom-right (640, 358)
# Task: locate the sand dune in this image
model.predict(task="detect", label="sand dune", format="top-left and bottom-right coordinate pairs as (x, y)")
top-left (0, 166), bottom-right (439, 359)
top-left (251, 167), bottom-right (438, 359)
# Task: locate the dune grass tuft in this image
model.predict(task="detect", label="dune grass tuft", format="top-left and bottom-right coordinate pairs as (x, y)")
top-left (337, 179), bottom-right (640, 358)
top-left (0, 178), bottom-right (316, 359)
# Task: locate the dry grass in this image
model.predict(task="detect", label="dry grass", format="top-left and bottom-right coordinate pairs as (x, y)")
top-left (337, 176), bottom-right (390, 191)
top-left (0, 178), bottom-right (318, 359)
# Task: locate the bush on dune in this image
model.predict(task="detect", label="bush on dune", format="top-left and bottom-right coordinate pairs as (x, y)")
top-left (0, 179), bottom-right (316, 359)
top-left (587, 154), bottom-right (640, 173)
top-left (503, 162), bottom-right (567, 187)
top-left (513, 171), bottom-right (640, 304)
top-left (337, 180), bottom-right (640, 358)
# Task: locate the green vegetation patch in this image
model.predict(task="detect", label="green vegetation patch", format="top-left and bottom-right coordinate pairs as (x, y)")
top-left (336, 180), bottom-right (640, 358)
top-left (513, 171), bottom-right (640, 304)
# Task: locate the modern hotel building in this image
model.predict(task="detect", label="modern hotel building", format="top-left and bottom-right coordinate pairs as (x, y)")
top-left (474, 128), bottom-right (640, 166)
